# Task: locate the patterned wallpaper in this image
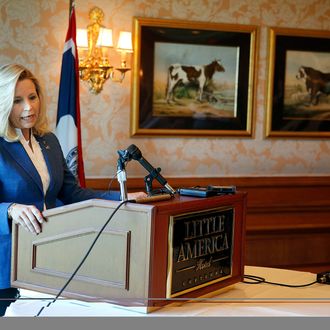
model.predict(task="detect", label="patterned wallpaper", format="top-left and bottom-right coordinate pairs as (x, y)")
top-left (0, 0), bottom-right (329, 178)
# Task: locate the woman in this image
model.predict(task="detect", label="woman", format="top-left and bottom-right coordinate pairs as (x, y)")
top-left (0, 63), bottom-right (145, 316)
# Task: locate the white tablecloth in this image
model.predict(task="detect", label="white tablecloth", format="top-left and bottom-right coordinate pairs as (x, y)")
top-left (5, 266), bottom-right (330, 317)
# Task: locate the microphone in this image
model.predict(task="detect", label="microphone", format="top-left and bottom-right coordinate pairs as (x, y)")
top-left (118, 144), bottom-right (176, 195)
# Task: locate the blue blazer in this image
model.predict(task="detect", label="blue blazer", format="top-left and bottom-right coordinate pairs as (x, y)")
top-left (0, 132), bottom-right (120, 289)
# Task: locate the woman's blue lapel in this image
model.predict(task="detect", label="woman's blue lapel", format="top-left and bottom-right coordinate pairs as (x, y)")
top-left (0, 139), bottom-right (43, 193)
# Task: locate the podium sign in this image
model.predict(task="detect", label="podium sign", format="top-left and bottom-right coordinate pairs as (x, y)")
top-left (11, 193), bottom-right (246, 312)
top-left (167, 207), bottom-right (234, 297)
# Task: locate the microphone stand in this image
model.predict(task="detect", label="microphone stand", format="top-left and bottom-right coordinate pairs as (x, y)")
top-left (136, 156), bottom-right (176, 196)
top-left (144, 169), bottom-right (175, 196)
top-left (116, 157), bottom-right (128, 201)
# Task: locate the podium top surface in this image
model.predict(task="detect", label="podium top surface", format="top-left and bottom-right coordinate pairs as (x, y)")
top-left (42, 192), bottom-right (246, 218)
top-left (42, 198), bottom-right (155, 218)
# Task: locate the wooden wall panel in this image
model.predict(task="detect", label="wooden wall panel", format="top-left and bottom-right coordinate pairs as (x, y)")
top-left (86, 176), bottom-right (330, 273)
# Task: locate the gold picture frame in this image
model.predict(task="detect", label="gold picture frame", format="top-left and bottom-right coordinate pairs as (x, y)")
top-left (130, 17), bottom-right (258, 137)
top-left (266, 27), bottom-right (330, 138)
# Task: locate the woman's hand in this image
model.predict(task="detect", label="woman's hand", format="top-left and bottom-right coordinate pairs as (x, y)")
top-left (8, 203), bottom-right (44, 234)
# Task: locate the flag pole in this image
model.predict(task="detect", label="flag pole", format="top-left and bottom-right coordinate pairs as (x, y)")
top-left (69, 0), bottom-right (74, 16)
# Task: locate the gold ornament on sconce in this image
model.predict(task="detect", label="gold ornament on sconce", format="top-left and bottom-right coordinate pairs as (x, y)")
top-left (76, 7), bottom-right (133, 94)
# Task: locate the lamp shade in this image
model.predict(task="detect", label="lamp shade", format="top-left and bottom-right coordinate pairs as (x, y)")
top-left (116, 31), bottom-right (133, 52)
top-left (76, 29), bottom-right (88, 48)
top-left (96, 28), bottom-right (113, 47)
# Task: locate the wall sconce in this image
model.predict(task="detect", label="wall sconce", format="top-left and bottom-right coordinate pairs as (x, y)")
top-left (76, 7), bottom-right (133, 94)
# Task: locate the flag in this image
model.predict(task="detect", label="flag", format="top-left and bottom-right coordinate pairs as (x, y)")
top-left (56, 3), bottom-right (86, 187)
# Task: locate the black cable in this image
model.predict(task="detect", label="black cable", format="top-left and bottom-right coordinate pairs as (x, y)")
top-left (243, 274), bottom-right (318, 288)
top-left (34, 199), bottom-right (133, 317)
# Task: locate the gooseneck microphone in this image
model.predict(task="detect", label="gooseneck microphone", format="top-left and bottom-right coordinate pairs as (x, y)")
top-left (118, 144), bottom-right (176, 195)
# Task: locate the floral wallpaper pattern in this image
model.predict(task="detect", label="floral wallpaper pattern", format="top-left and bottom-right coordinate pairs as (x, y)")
top-left (0, 0), bottom-right (329, 178)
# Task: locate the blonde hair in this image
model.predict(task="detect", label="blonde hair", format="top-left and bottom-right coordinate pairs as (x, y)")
top-left (0, 63), bottom-right (49, 141)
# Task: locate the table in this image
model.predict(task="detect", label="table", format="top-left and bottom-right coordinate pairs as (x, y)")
top-left (5, 266), bottom-right (330, 317)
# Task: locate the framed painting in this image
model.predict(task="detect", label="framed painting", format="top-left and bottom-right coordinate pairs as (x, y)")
top-left (130, 17), bottom-right (258, 137)
top-left (266, 27), bottom-right (330, 138)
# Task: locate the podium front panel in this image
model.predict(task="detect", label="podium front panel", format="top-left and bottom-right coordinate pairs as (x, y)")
top-left (11, 200), bottom-right (155, 304)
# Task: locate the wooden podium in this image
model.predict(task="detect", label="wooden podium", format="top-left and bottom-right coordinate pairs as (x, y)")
top-left (11, 192), bottom-right (247, 312)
